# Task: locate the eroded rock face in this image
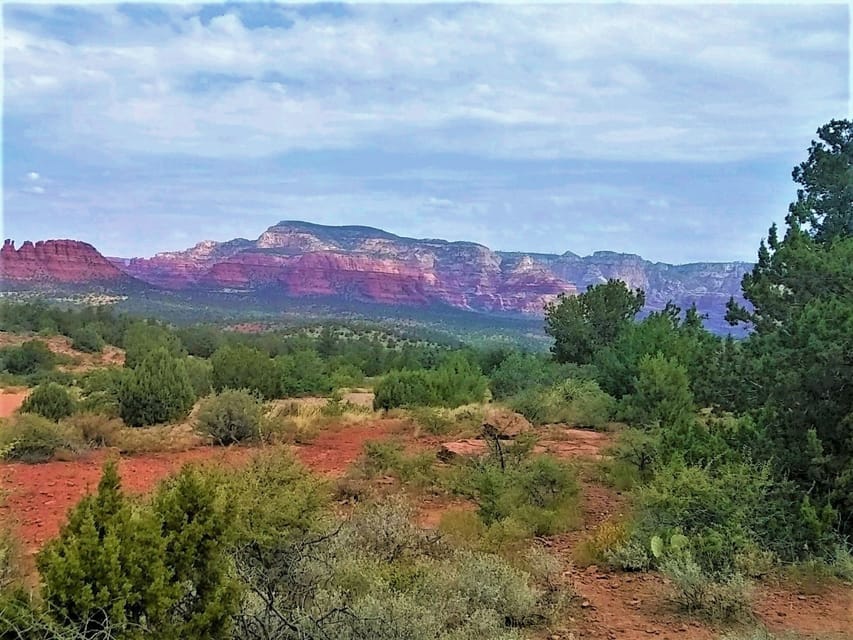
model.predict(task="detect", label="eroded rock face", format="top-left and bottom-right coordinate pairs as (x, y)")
top-left (18, 220), bottom-right (751, 330)
top-left (117, 221), bottom-right (576, 314)
top-left (0, 239), bottom-right (130, 284)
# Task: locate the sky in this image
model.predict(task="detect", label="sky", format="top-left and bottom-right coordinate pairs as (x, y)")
top-left (2, 2), bottom-right (849, 263)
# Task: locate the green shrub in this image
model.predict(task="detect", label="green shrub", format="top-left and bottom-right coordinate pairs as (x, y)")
top-left (489, 352), bottom-right (557, 399)
top-left (459, 453), bottom-right (580, 536)
top-left (620, 353), bottom-right (694, 428)
top-left (373, 369), bottom-right (439, 410)
top-left (79, 367), bottom-right (128, 416)
top-left (659, 549), bottom-right (753, 621)
top-left (122, 321), bottom-right (184, 369)
top-left (0, 340), bottom-right (55, 375)
top-left (20, 382), bottom-right (75, 421)
top-left (373, 356), bottom-right (488, 410)
top-left (607, 428), bottom-right (659, 487)
top-left (37, 460), bottom-right (237, 639)
top-left (509, 378), bottom-right (615, 428)
top-left (152, 466), bottom-right (240, 638)
top-left (622, 460), bottom-right (834, 574)
top-left (211, 344), bottom-right (280, 399)
top-left (338, 496), bottom-right (441, 563)
top-left (37, 460), bottom-right (170, 632)
top-left (329, 362), bottom-right (365, 390)
top-left (119, 347), bottom-right (196, 427)
top-left (434, 354), bottom-right (489, 408)
top-left (183, 356), bottom-right (213, 399)
top-left (196, 390), bottom-right (264, 445)
top-left (409, 406), bottom-right (455, 435)
top-left (69, 325), bottom-right (105, 353)
top-left (439, 550), bottom-right (539, 624)
top-left (628, 462), bottom-right (768, 574)
top-left (276, 349), bottom-right (333, 396)
top-left (0, 414), bottom-right (82, 463)
top-left (361, 440), bottom-right (438, 488)
top-left (224, 450), bottom-right (331, 546)
top-left (604, 539), bottom-right (651, 571)
top-left (229, 483), bottom-right (542, 640)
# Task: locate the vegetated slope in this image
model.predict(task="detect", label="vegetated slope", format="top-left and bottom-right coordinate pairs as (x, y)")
top-left (116, 220), bottom-right (751, 332)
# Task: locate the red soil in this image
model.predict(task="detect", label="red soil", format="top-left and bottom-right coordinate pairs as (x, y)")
top-left (294, 419), bottom-right (398, 474)
top-left (0, 391), bottom-right (27, 418)
top-left (2, 418), bottom-right (851, 640)
top-left (0, 420), bottom-right (397, 552)
top-left (550, 476), bottom-right (853, 640)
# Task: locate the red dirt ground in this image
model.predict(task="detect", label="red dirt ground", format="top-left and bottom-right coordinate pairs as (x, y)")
top-left (0, 391), bottom-right (28, 418)
top-left (2, 418), bottom-right (851, 639)
top-left (545, 473), bottom-right (852, 640)
top-left (0, 420), bottom-right (397, 552)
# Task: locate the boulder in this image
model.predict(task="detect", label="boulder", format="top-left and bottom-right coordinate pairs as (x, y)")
top-left (482, 408), bottom-right (532, 439)
top-left (437, 439), bottom-right (488, 462)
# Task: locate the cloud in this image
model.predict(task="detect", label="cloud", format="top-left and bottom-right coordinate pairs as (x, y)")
top-left (4, 4), bottom-right (847, 162)
top-left (2, 3), bottom-right (847, 263)
top-left (26, 172), bottom-right (40, 181)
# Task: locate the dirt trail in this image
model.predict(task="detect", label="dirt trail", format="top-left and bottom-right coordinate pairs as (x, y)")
top-left (553, 471), bottom-right (853, 640)
top-left (0, 391), bottom-right (28, 418)
top-left (0, 419), bottom-right (397, 552)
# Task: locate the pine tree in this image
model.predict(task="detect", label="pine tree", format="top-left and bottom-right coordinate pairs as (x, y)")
top-left (119, 347), bottom-right (196, 427)
top-left (37, 460), bottom-right (172, 637)
top-left (153, 466), bottom-right (240, 639)
top-left (545, 279), bottom-right (645, 364)
top-left (726, 119), bottom-right (853, 535)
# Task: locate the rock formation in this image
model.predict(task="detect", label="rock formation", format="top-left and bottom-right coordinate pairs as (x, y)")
top-left (0, 239), bottom-right (132, 285)
top-left (4, 221), bottom-right (752, 333)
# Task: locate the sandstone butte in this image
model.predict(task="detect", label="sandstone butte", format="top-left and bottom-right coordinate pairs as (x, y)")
top-left (0, 239), bottom-right (129, 284)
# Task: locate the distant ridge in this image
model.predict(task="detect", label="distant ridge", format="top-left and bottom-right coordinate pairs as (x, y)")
top-left (2, 221), bottom-right (752, 333)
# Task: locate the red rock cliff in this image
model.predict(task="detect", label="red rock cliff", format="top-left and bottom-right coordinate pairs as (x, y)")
top-left (0, 239), bottom-right (130, 284)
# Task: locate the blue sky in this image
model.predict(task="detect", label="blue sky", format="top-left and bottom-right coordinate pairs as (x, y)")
top-left (2, 2), bottom-right (849, 262)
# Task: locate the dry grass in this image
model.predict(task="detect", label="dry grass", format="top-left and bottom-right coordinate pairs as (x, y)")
top-left (573, 517), bottom-right (631, 567)
top-left (60, 412), bottom-right (205, 455)
top-left (263, 397), bottom-right (378, 444)
top-left (398, 403), bottom-right (486, 439)
top-left (108, 423), bottom-right (206, 454)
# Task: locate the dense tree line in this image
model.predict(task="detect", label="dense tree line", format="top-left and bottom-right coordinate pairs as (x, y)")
top-left (544, 119), bottom-right (853, 540)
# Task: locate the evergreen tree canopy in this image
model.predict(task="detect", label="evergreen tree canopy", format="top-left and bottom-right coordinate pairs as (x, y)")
top-left (726, 119), bottom-right (853, 535)
top-left (119, 347), bottom-right (195, 427)
top-left (545, 279), bottom-right (645, 364)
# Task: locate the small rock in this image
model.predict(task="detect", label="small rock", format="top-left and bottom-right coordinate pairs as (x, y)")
top-left (777, 611), bottom-right (787, 617)
top-left (581, 600), bottom-right (592, 609)
top-left (645, 628), bottom-right (657, 635)
top-left (797, 595), bottom-right (807, 601)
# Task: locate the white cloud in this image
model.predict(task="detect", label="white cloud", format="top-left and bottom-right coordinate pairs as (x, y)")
top-left (3, 4), bottom-right (847, 162)
top-left (26, 172), bottom-right (40, 181)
